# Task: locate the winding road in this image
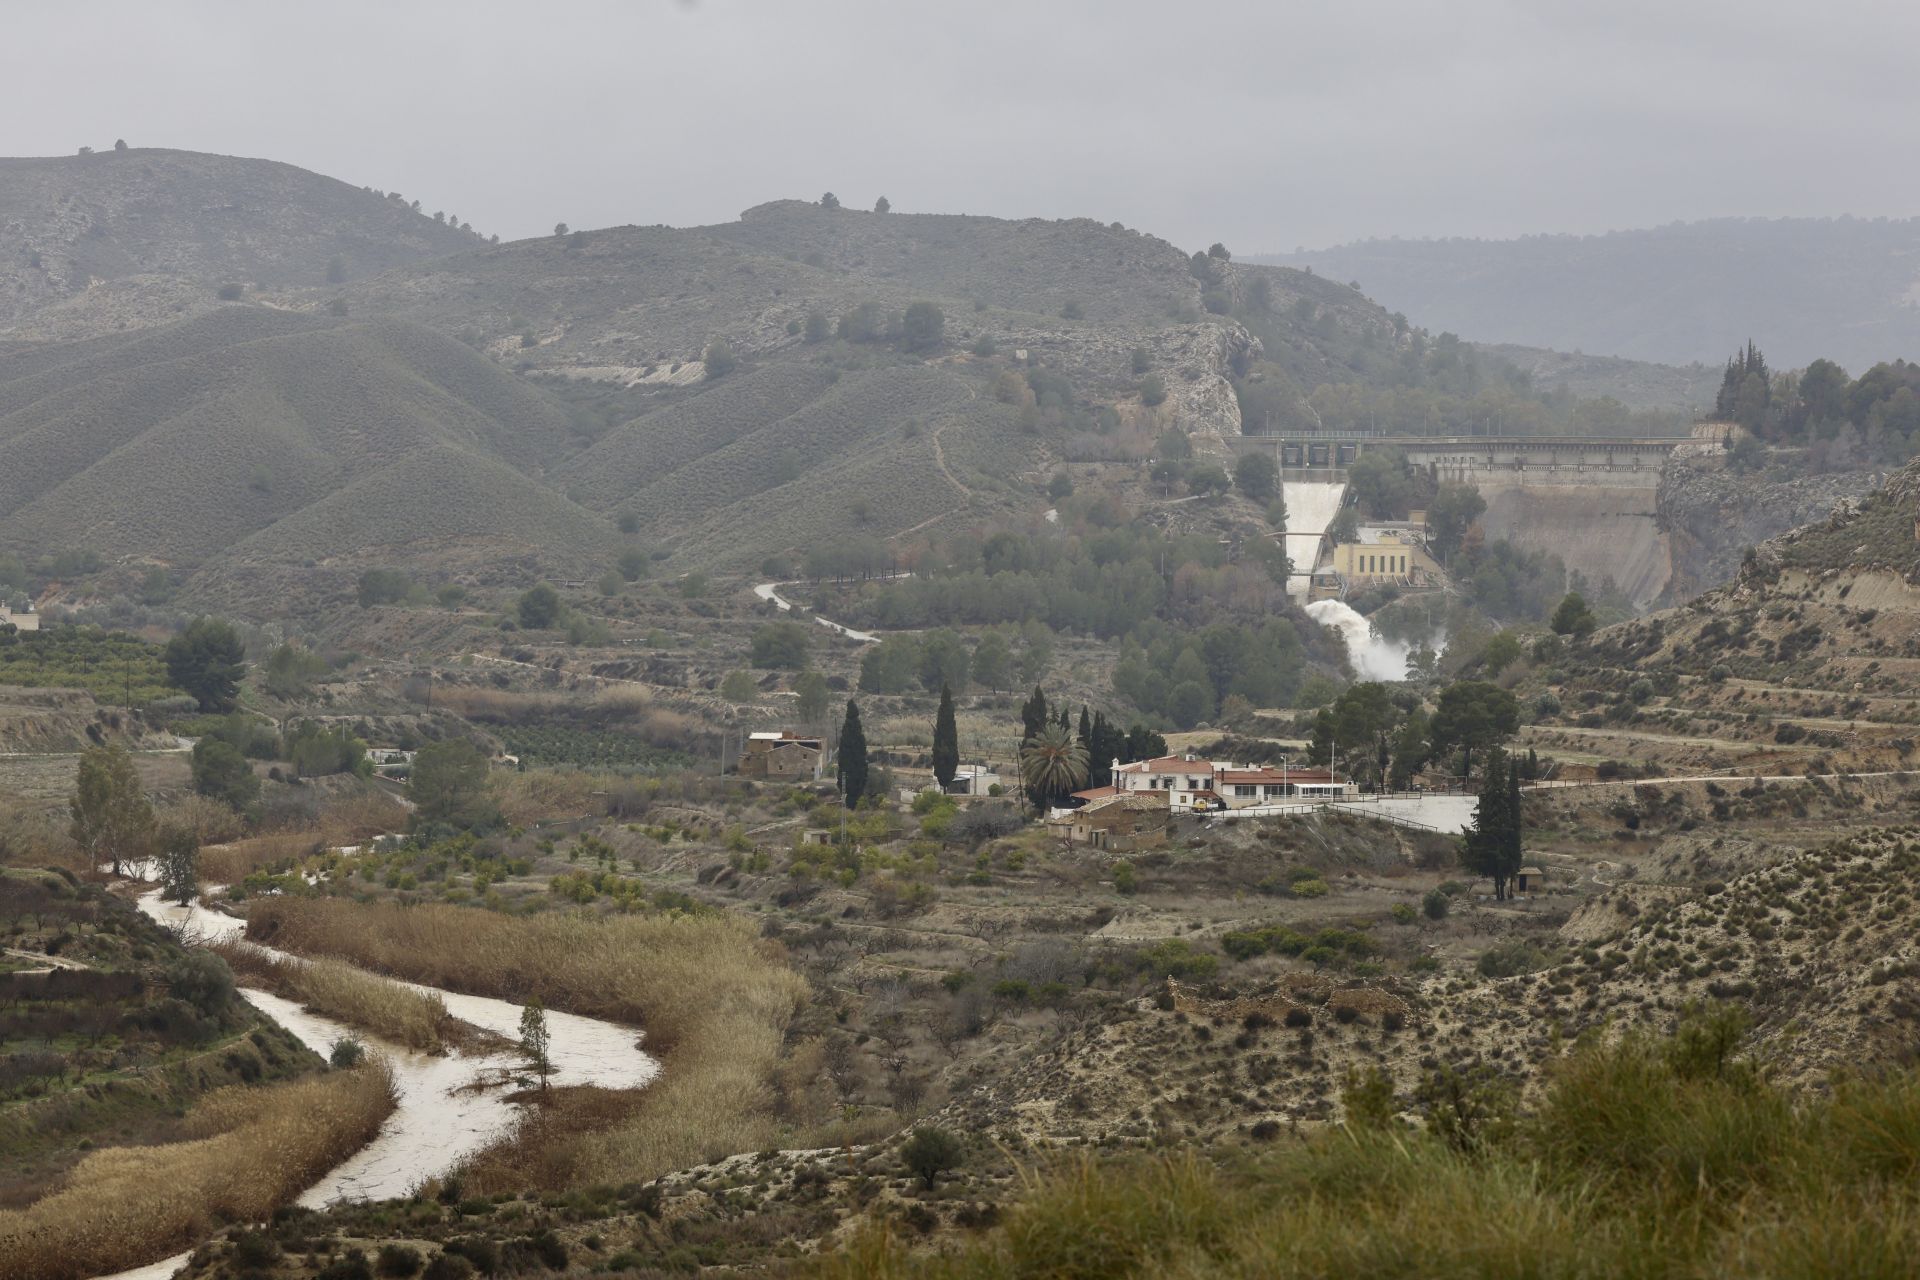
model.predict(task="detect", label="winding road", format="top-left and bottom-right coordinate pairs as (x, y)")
top-left (752, 581), bottom-right (881, 643)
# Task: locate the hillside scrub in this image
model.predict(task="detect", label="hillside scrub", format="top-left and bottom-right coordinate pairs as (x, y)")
top-left (0, 1059), bottom-right (395, 1280)
top-left (811, 1014), bottom-right (1920, 1279)
top-left (241, 897), bottom-right (808, 1188)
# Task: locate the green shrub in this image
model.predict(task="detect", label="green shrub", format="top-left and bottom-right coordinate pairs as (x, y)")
top-left (900, 1126), bottom-right (965, 1189)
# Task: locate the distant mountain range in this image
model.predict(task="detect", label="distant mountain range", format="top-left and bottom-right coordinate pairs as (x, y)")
top-left (1261, 217), bottom-right (1920, 373)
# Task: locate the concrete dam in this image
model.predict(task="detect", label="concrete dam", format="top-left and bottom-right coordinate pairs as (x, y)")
top-left (1239, 434), bottom-right (1694, 607)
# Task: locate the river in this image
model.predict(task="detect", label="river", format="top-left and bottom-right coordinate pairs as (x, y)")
top-left (99, 888), bottom-right (659, 1280)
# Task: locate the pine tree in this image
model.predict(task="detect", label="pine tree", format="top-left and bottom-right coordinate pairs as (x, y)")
top-left (837, 700), bottom-right (870, 808)
top-left (932, 684), bottom-right (959, 788)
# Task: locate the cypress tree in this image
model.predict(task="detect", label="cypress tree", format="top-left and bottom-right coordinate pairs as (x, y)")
top-left (838, 700), bottom-right (869, 808)
top-left (1505, 754), bottom-right (1525, 893)
top-left (932, 684), bottom-right (959, 788)
top-left (1465, 748), bottom-right (1513, 899)
top-left (1020, 686), bottom-right (1049, 747)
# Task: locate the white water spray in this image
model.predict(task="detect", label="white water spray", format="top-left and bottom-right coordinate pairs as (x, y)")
top-left (1306, 598), bottom-right (1426, 682)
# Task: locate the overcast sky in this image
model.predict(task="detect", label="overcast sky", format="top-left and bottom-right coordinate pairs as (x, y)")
top-left (6, 0), bottom-right (1918, 253)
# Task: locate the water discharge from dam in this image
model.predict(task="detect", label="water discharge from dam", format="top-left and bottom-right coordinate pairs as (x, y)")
top-left (1306, 598), bottom-right (1434, 682)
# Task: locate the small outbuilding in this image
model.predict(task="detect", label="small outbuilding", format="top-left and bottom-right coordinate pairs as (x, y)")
top-left (1515, 866), bottom-right (1545, 894)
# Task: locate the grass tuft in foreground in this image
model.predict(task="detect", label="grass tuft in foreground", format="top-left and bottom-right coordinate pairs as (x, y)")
top-left (811, 1009), bottom-right (1920, 1280)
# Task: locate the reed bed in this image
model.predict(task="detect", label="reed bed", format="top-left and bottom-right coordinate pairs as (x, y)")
top-left (0, 1059), bottom-right (395, 1280)
top-left (208, 939), bottom-right (475, 1053)
top-left (198, 831), bottom-right (322, 884)
top-left (243, 898), bottom-right (808, 1188)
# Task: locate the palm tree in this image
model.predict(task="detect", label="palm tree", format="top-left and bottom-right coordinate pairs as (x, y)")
top-left (1020, 723), bottom-right (1089, 812)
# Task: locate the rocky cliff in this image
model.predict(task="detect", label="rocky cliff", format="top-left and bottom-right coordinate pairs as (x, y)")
top-left (1657, 456), bottom-right (1883, 603)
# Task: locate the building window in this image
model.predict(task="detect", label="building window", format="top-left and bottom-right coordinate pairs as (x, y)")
top-left (1234, 785), bottom-right (1257, 797)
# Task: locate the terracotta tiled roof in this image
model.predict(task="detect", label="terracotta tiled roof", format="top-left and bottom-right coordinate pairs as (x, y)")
top-left (1114, 756), bottom-right (1213, 774)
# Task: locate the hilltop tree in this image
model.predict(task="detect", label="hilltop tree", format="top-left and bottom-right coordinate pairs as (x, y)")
top-left (901, 301), bottom-right (945, 353)
top-left (874, 195), bottom-right (891, 214)
top-left (971, 632), bottom-right (1012, 693)
top-left (408, 739), bottom-right (493, 829)
top-left (1387, 709), bottom-right (1432, 790)
top-left (1427, 483), bottom-right (1486, 563)
top-left (932, 684), bottom-right (959, 788)
top-left (190, 738), bottom-right (260, 812)
top-left (164, 618), bottom-right (247, 713)
top-left (819, 192), bottom-right (840, 209)
top-left (1021, 722), bottom-right (1088, 813)
top-left (1550, 591), bottom-right (1597, 638)
top-left (750, 620), bottom-right (811, 670)
top-left (837, 701), bottom-right (870, 807)
top-left (263, 643), bottom-right (328, 701)
top-left (1431, 680), bottom-right (1520, 779)
top-left (1123, 724), bottom-right (1168, 762)
top-left (157, 824), bottom-right (199, 907)
top-left (113, 138), bottom-right (127, 152)
top-left (794, 671), bottom-right (830, 725)
top-left (900, 1126), bottom-right (964, 1190)
top-left (1208, 242), bottom-right (1231, 261)
top-left (1716, 341), bottom-right (1772, 431)
top-left (1462, 748), bottom-right (1524, 899)
top-left (1234, 451), bottom-right (1278, 502)
top-left (517, 584), bottom-right (563, 629)
top-left (918, 629), bottom-right (970, 693)
top-left (519, 998), bottom-right (552, 1089)
top-left (553, 222), bottom-right (569, 236)
top-left (70, 742), bottom-right (154, 877)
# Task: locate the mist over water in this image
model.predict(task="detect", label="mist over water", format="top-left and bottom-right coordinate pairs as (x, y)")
top-left (1306, 598), bottom-right (1437, 682)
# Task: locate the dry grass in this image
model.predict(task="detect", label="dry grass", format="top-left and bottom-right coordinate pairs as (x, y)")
top-left (198, 831), bottom-right (322, 884)
top-left (243, 898), bottom-right (808, 1188)
top-left (489, 768), bottom-right (625, 826)
top-left (208, 939), bottom-right (483, 1054)
top-left (0, 1059), bottom-right (395, 1280)
top-left (196, 789), bottom-right (407, 883)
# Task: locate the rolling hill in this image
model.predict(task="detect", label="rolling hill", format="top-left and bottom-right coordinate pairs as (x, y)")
top-left (0, 307), bottom-right (609, 577)
top-left (0, 174), bottom-right (1732, 616)
top-left (1264, 217), bottom-right (1920, 371)
top-left (0, 147), bottom-right (482, 341)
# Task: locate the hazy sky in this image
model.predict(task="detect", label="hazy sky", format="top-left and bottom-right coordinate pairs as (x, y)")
top-left (7, 0), bottom-right (1919, 252)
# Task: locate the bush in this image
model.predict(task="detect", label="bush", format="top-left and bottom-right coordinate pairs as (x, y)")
top-left (377, 1244), bottom-right (424, 1277)
top-left (1112, 861), bottom-right (1137, 895)
top-left (1476, 940), bottom-right (1549, 979)
top-left (330, 1037), bottom-right (366, 1068)
top-left (216, 282), bottom-right (244, 301)
top-left (168, 951), bottom-right (234, 1016)
top-left (1422, 889), bottom-right (1451, 920)
top-left (900, 1126), bottom-right (965, 1190)
top-left (1390, 903), bottom-right (1417, 924)
top-left (422, 1256), bottom-right (473, 1280)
